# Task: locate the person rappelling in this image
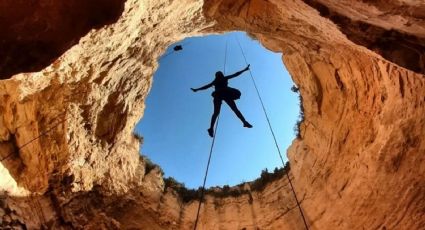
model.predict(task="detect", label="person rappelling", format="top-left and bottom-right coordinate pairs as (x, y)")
top-left (191, 64), bottom-right (253, 137)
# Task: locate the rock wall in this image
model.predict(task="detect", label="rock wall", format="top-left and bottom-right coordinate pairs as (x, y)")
top-left (0, 0), bottom-right (424, 229)
top-left (303, 0), bottom-right (425, 74)
top-left (0, 0), bottom-right (126, 79)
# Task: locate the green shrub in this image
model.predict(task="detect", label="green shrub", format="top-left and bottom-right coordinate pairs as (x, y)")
top-left (141, 155), bottom-right (163, 176)
top-left (164, 177), bottom-right (201, 203)
top-left (133, 131), bottom-right (144, 144)
top-left (250, 164), bottom-right (290, 192)
top-left (291, 86), bottom-right (305, 139)
top-left (163, 163), bottom-right (292, 202)
top-left (291, 85), bottom-right (299, 93)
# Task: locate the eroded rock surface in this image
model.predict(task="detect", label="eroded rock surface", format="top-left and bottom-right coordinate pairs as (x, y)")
top-left (0, 0), bottom-right (126, 79)
top-left (0, 0), bottom-right (424, 229)
top-left (303, 0), bottom-right (425, 74)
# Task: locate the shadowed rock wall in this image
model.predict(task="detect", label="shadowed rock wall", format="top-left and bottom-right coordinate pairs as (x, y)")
top-left (0, 0), bottom-right (424, 229)
top-left (0, 0), bottom-right (126, 79)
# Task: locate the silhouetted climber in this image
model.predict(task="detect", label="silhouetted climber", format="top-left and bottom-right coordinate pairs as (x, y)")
top-left (191, 64), bottom-right (253, 137)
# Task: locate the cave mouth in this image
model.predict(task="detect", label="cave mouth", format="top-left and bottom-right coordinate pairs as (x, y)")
top-left (134, 31), bottom-right (301, 190)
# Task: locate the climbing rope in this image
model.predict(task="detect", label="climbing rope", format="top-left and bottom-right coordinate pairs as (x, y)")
top-left (0, 114), bottom-right (68, 162)
top-left (0, 113), bottom-right (69, 225)
top-left (192, 116), bottom-right (219, 230)
top-left (0, 113), bottom-right (69, 226)
top-left (193, 38), bottom-right (229, 230)
top-left (0, 35), bottom-right (310, 228)
top-left (0, 90), bottom-right (90, 163)
top-left (235, 35), bottom-right (310, 230)
top-left (0, 91), bottom-right (91, 226)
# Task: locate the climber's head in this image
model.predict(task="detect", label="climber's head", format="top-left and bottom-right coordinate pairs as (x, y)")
top-left (215, 71), bottom-right (224, 79)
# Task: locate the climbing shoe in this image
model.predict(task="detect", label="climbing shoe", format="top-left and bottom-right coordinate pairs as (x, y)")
top-left (243, 121), bottom-right (253, 128)
top-left (207, 128), bottom-right (214, 137)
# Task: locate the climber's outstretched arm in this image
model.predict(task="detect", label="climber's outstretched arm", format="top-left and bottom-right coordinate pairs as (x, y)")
top-left (226, 64), bottom-right (250, 80)
top-left (191, 82), bottom-right (213, 92)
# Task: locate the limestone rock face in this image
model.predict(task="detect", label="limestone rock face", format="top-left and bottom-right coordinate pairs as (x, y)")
top-left (0, 0), bottom-right (424, 229)
top-left (303, 0), bottom-right (425, 74)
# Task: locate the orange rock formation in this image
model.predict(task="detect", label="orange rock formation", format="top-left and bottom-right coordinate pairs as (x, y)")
top-left (0, 0), bottom-right (424, 229)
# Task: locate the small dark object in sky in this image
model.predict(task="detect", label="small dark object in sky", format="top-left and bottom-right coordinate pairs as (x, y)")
top-left (173, 45), bottom-right (183, 51)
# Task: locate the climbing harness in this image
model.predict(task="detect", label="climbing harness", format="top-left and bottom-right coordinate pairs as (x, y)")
top-left (193, 35), bottom-right (310, 230)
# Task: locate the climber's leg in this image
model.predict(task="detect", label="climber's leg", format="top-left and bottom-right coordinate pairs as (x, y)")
top-left (225, 99), bottom-right (252, 128)
top-left (208, 98), bottom-right (222, 137)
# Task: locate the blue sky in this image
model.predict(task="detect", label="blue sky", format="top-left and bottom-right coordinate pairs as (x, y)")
top-left (134, 32), bottom-right (300, 189)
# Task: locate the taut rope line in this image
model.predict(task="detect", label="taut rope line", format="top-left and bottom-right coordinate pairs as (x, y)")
top-left (193, 38), bottom-right (228, 230)
top-left (234, 35), bottom-right (309, 230)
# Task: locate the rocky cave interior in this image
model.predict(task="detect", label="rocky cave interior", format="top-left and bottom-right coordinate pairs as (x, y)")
top-left (135, 30), bottom-right (302, 194)
top-left (0, 0), bottom-right (424, 229)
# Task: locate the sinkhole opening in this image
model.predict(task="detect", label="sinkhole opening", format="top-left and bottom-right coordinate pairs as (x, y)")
top-left (134, 31), bottom-right (302, 191)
